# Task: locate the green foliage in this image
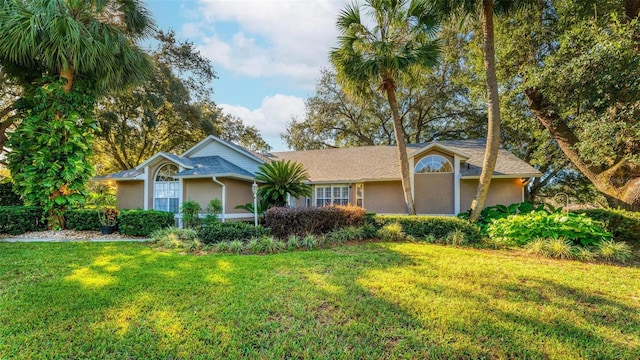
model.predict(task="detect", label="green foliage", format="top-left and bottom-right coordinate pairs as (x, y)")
top-left (374, 215), bottom-right (481, 243)
top-left (300, 234), bottom-right (319, 250)
top-left (0, 206), bottom-right (45, 235)
top-left (264, 205), bottom-right (366, 238)
top-left (7, 80), bottom-right (97, 229)
top-left (576, 208), bottom-right (640, 244)
top-left (216, 240), bottom-right (245, 255)
top-left (458, 201), bottom-right (552, 230)
top-left (286, 235), bottom-right (301, 250)
top-left (151, 227), bottom-right (200, 252)
top-left (444, 229), bottom-right (467, 246)
top-left (596, 240), bottom-right (634, 263)
top-left (84, 183), bottom-right (117, 208)
top-left (118, 210), bottom-right (174, 237)
top-left (0, 180), bottom-right (22, 206)
top-left (328, 226), bottom-right (366, 244)
top-left (197, 222), bottom-right (270, 244)
top-left (486, 211), bottom-right (613, 247)
top-left (180, 200), bottom-right (202, 229)
top-left (255, 160), bottom-right (312, 208)
top-left (63, 209), bottom-right (102, 231)
top-left (377, 222), bottom-right (406, 242)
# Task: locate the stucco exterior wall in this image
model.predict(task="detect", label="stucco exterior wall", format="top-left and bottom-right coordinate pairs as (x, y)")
top-left (184, 178), bottom-right (222, 211)
top-left (223, 178), bottom-right (254, 214)
top-left (460, 178), bottom-right (523, 212)
top-left (414, 173), bottom-right (454, 214)
top-left (362, 181), bottom-right (407, 214)
top-left (115, 181), bottom-right (144, 210)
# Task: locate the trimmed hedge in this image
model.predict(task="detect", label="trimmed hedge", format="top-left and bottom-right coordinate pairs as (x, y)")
top-left (0, 181), bottom-right (22, 206)
top-left (576, 209), bottom-right (640, 244)
top-left (264, 205), bottom-right (366, 238)
top-left (373, 215), bottom-right (481, 243)
top-left (198, 222), bottom-right (270, 244)
top-left (118, 210), bottom-right (174, 237)
top-left (64, 209), bottom-right (102, 231)
top-left (0, 206), bottom-right (46, 235)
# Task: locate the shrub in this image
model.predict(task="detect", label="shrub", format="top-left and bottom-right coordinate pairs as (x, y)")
top-left (197, 221), bottom-right (270, 244)
top-left (216, 240), bottom-right (245, 254)
top-left (458, 201), bottom-right (553, 230)
top-left (151, 227), bottom-right (200, 252)
top-left (596, 240), bottom-right (633, 263)
top-left (0, 181), bottom-right (22, 206)
top-left (574, 247), bottom-right (596, 262)
top-left (264, 205), bottom-right (365, 238)
top-left (64, 208), bottom-right (102, 231)
top-left (378, 222), bottom-right (406, 241)
top-left (118, 210), bottom-right (175, 237)
top-left (328, 226), bottom-right (365, 244)
top-left (180, 200), bottom-right (202, 229)
top-left (257, 236), bottom-right (285, 254)
top-left (374, 215), bottom-right (481, 243)
top-left (444, 229), bottom-right (467, 246)
top-left (0, 206), bottom-right (45, 235)
top-left (287, 235), bottom-right (301, 250)
top-left (576, 209), bottom-right (640, 244)
top-left (486, 211), bottom-right (612, 247)
top-left (204, 199), bottom-right (223, 225)
top-left (300, 234), bottom-right (319, 250)
top-left (543, 238), bottom-right (575, 259)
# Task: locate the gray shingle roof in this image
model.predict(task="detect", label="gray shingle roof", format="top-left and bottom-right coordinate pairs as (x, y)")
top-left (175, 156), bottom-right (254, 178)
top-left (272, 139), bottom-right (540, 183)
top-left (93, 168), bottom-right (143, 180)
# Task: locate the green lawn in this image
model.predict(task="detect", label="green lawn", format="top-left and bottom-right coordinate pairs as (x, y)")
top-left (1, 242), bottom-right (639, 359)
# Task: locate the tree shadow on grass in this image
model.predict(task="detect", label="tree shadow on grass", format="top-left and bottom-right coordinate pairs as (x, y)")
top-left (2, 241), bottom-right (639, 359)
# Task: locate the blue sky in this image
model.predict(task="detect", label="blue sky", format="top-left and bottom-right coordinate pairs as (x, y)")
top-left (146, 0), bottom-right (348, 151)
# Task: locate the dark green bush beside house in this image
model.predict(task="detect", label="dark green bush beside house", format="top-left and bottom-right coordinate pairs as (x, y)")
top-left (373, 215), bottom-right (481, 243)
top-left (118, 210), bottom-right (174, 237)
top-left (0, 206), bottom-right (46, 235)
top-left (0, 181), bottom-right (22, 206)
top-left (198, 222), bottom-right (270, 244)
top-left (576, 208), bottom-right (640, 244)
top-left (64, 209), bottom-right (102, 231)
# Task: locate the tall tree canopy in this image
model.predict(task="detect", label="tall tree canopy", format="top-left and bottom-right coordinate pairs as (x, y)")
top-left (285, 23), bottom-right (485, 151)
top-left (330, 0), bottom-right (440, 215)
top-left (0, 0), bottom-right (154, 228)
top-left (492, 0), bottom-right (640, 210)
top-left (93, 31), bottom-right (270, 174)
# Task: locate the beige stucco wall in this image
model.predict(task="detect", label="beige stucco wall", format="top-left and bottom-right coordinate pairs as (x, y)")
top-left (460, 178), bottom-right (523, 212)
top-left (362, 181), bottom-right (407, 214)
top-left (414, 173), bottom-right (454, 214)
top-left (223, 178), bottom-right (254, 214)
top-left (115, 181), bottom-right (144, 210)
top-left (184, 178), bottom-right (222, 211)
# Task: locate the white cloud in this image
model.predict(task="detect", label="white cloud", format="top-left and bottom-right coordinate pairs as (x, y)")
top-left (190, 0), bottom-right (344, 87)
top-left (220, 94), bottom-right (306, 149)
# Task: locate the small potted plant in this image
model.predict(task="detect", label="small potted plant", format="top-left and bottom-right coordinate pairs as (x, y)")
top-left (99, 207), bottom-right (119, 234)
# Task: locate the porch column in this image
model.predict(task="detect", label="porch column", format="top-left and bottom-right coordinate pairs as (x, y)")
top-left (454, 155), bottom-right (461, 215)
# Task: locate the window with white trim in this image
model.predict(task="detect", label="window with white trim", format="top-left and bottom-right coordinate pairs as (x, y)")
top-left (356, 183), bottom-right (364, 207)
top-left (415, 155), bottom-right (453, 173)
top-left (315, 184), bottom-right (349, 206)
top-left (154, 163), bottom-right (180, 214)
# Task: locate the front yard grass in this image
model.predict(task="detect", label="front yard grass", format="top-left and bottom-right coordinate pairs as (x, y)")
top-left (1, 242), bottom-right (639, 359)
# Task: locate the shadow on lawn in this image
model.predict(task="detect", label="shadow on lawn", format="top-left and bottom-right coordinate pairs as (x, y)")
top-left (2, 242), bottom-right (639, 359)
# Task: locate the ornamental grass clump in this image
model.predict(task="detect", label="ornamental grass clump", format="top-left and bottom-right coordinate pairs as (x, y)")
top-left (378, 222), bottom-right (405, 241)
top-left (151, 227), bottom-right (200, 252)
top-left (596, 240), bottom-right (633, 263)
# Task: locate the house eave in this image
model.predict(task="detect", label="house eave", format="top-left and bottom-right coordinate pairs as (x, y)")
top-left (461, 173), bottom-right (542, 179)
top-left (135, 152), bottom-right (193, 171)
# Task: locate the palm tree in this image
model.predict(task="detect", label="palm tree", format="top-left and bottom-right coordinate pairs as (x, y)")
top-left (433, 0), bottom-right (536, 222)
top-left (0, 0), bottom-right (154, 93)
top-left (255, 160), bottom-right (313, 208)
top-left (330, 0), bottom-right (440, 215)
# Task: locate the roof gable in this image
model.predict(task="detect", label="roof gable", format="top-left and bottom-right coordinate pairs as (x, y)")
top-left (410, 143), bottom-right (471, 160)
top-left (135, 152), bottom-right (192, 171)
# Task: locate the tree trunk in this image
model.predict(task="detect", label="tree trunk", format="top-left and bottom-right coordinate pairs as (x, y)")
top-left (469, 0), bottom-right (501, 222)
top-left (60, 67), bottom-right (75, 92)
top-left (384, 80), bottom-right (416, 215)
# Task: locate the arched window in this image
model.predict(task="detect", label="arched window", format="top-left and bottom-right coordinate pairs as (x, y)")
top-left (154, 163), bottom-right (179, 213)
top-left (415, 155), bottom-right (453, 174)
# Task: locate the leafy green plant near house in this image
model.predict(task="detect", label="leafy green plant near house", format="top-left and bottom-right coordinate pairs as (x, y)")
top-left (0, 180), bottom-right (22, 206)
top-left (64, 209), bottom-right (102, 231)
top-left (204, 199), bottom-right (223, 224)
top-left (374, 215), bottom-right (481, 243)
top-left (486, 211), bottom-right (612, 247)
top-left (254, 160), bottom-right (312, 208)
top-left (197, 222), bottom-right (270, 244)
top-left (576, 208), bottom-right (640, 244)
top-left (458, 201), bottom-right (554, 231)
top-left (0, 206), bottom-right (45, 235)
top-left (180, 200), bottom-right (202, 229)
